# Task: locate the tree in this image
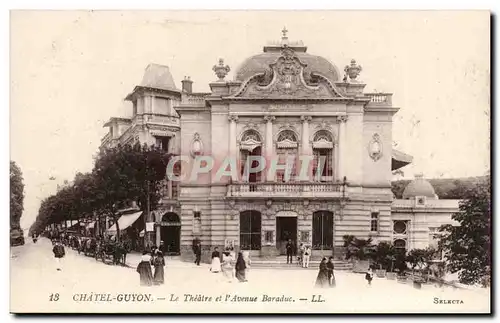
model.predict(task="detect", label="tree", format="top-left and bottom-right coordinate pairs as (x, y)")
top-left (438, 177), bottom-right (491, 286)
top-left (343, 235), bottom-right (375, 261)
top-left (92, 143), bottom-right (172, 242)
top-left (10, 161), bottom-right (25, 231)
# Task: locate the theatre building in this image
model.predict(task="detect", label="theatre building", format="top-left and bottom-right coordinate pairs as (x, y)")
top-left (101, 30), bottom-right (459, 260)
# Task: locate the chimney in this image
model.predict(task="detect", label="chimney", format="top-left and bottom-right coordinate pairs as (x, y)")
top-left (181, 76), bottom-right (193, 93)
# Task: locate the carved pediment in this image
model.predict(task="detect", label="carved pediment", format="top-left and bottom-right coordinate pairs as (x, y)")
top-left (312, 138), bottom-right (334, 149)
top-left (232, 48), bottom-right (345, 100)
top-left (240, 138), bottom-right (262, 152)
top-left (276, 138), bottom-right (298, 149)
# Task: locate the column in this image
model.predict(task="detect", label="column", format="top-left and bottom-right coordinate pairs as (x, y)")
top-left (264, 115), bottom-right (275, 182)
top-left (300, 116), bottom-right (312, 182)
top-left (228, 115), bottom-right (239, 169)
top-left (337, 115), bottom-right (348, 181)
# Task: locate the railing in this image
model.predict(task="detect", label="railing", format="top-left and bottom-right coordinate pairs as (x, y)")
top-left (181, 94), bottom-right (208, 105)
top-left (365, 93), bottom-right (393, 106)
top-left (144, 114), bottom-right (180, 126)
top-left (101, 132), bottom-right (111, 143)
top-left (227, 182), bottom-right (345, 198)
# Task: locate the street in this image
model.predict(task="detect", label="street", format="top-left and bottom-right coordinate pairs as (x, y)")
top-left (10, 238), bottom-right (490, 314)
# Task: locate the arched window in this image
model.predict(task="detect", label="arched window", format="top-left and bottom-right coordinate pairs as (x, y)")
top-left (239, 211), bottom-right (262, 250)
top-left (312, 130), bottom-right (334, 181)
top-left (162, 212), bottom-right (180, 223)
top-left (277, 130), bottom-right (298, 143)
top-left (313, 130), bottom-right (333, 143)
top-left (239, 130), bottom-right (263, 185)
top-left (276, 130), bottom-right (298, 182)
top-left (241, 129), bottom-right (261, 143)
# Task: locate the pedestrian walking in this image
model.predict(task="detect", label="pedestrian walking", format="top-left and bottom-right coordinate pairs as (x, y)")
top-left (365, 267), bottom-right (374, 286)
top-left (153, 251), bottom-right (165, 285)
top-left (327, 256), bottom-right (336, 287)
top-left (298, 243), bottom-right (305, 266)
top-left (303, 245), bottom-right (311, 268)
top-left (136, 252), bottom-right (153, 286)
top-left (210, 247), bottom-right (221, 273)
top-left (286, 239), bottom-right (294, 264)
top-left (243, 251), bottom-right (251, 281)
top-left (221, 250), bottom-right (235, 282)
top-left (315, 257), bottom-right (329, 288)
top-left (235, 252), bottom-right (247, 282)
top-left (194, 241), bottom-right (202, 266)
top-left (52, 240), bottom-right (65, 271)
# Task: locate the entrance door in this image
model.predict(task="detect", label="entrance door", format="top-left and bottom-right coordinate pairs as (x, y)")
top-left (276, 217), bottom-right (297, 255)
top-left (160, 212), bottom-right (181, 255)
top-left (312, 211), bottom-right (334, 250)
top-left (160, 225), bottom-right (180, 255)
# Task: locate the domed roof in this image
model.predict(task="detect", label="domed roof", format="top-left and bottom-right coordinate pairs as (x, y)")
top-left (233, 30), bottom-right (341, 83)
top-left (402, 174), bottom-right (438, 199)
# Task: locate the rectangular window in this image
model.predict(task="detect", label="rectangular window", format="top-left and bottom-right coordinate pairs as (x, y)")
top-left (276, 148), bottom-right (297, 182)
top-left (264, 231), bottom-right (274, 243)
top-left (370, 212), bottom-right (379, 232)
top-left (132, 101), bottom-right (138, 116)
top-left (300, 231), bottom-right (310, 243)
top-left (313, 149), bottom-right (333, 181)
top-left (155, 136), bottom-right (170, 152)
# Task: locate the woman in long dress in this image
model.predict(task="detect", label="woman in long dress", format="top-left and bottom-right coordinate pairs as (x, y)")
top-left (243, 251), bottom-right (251, 280)
top-left (221, 251), bottom-right (234, 282)
top-left (315, 257), bottom-right (329, 288)
top-left (235, 252), bottom-right (247, 282)
top-left (136, 252), bottom-right (153, 286)
top-left (153, 251), bottom-right (165, 285)
top-left (210, 247), bottom-right (221, 273)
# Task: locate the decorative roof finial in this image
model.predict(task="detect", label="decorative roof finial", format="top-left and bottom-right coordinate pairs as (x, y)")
top-left (212, 58), bottom-right (230, 82)
top-left (344, 59), bottom-right (362, 82)
top-left (282, 26), bottom-right (288, 39)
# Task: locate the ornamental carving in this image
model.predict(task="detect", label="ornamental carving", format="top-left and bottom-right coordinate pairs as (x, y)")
top-left (368, 133), bottom-right (383, 161)
top-left (239, 129), bottom-right (262, 152)
top-left (231, 48), bottom-right (345, 100)
top-left (276, 129), bottom-right (298, 149)
top-left (344, 59), bottom-right (362, 82)
top-left (213, 58), bottom-right (230, 81)
top-left (190, 133), bottom-right (204, 158)
top-left (312, 130), bottom-right (334, 149)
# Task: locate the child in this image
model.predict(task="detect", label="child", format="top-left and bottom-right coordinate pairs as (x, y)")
top-left (365, 267), bottom-right (374, 286)
top-left (303, 245), bottom-right (311, 268)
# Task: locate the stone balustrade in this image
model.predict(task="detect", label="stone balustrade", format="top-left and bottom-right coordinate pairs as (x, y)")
top-left (365, 93), bottom-right (393, 106)
top-left (227, 182), bottom-right (345, 199)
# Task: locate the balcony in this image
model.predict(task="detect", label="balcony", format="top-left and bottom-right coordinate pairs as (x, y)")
top-left (365, 93), bottom-right (393, 106)
top-left (227, 182), bottom-right (346, 199)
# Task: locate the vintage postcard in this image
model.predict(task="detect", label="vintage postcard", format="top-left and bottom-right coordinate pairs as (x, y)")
top-left (9, 10), bottom-right (491, 314)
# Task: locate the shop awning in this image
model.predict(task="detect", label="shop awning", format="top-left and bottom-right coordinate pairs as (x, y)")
top-left (392, 149), bottom-right (413, 171)
top-left (107, 211), bottom-right (143, 232)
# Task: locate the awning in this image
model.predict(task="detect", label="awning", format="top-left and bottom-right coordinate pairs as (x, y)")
top-left (65, 220), bottom-right (78, 228)
top-left (392, 149), bottom-right (413, 171)
top-left (107, 211), bottom-right (143, 232)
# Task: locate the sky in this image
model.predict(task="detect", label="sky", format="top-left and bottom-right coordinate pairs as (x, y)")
top-left (10, 11), bottom-right (490, 230)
